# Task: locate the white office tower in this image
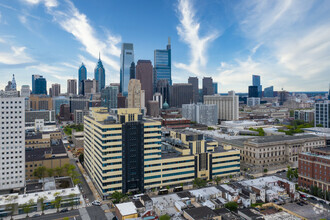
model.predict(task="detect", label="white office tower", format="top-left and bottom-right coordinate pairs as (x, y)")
top-left (20, 85), bottom-right (31, 98)
top-left (315, 100), bottom-right (330, 128)
top-left (0, 94), bottom-right (25, 191)
top-left (204, 91), bottom-right (239, 121)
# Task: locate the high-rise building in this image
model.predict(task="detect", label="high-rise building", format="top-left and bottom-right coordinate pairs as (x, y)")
top-left (29, 95), bottom-right (53, 111)
top-left (247, 97), bottom-right (260, 107)
top-left (120, 43), bottom-right (134, 96)
top-left (154, 38), bottom-right (171, 87)
top-left (252, 75), bottom-right (262, 97)
top-left (328, 83), bottom-right (330, 100)
top-left (248, 86), bottom-right (258, 98)
top-left (130, 62), bottom-right (135, 79)
top-left (32, 74), bottom-right (42, 94)
top-left (278, 90), bottom-right (289, 105)
top-left (69, 95), bottom-right (88, 113)
top-left (53, 96), bottom-right (69, 115)
top-left (51, 83), bottom-right (61, 97)
top-left (156, 79), bottom-right (170, 105)
top-left (170, 83), bottom-right (193, 108)
top-left (188, 77), bottom-right (199, 103)
top-left (294, 110), bottom-right (314, 124)
top-left (153, 93), bottom-right (163, 109)
top-left (101, 86), bottom-right (119, 110)
top-left (78, 63), bottom-right (87, 95)
top-left (20, 85), bottom-right (30, 97)
top-left (0, 94), bottom-right (25, 190)
top-left (127, 79), bottom-right (142, 108)
top-left (264, 86), bottom-right (274, 98)
top-left (182, 103), bottom-right (218, 125)
top-left (136, 60), bottom-right (153, 102)
top-left (11, 74), bottom-right (16, 91)
top-left (117, 93), bottom-right (126, 108)
top-left (202, 77), bottom-right (214, 97)
top-left (67, 79), bottom-right (77, 95)
top-left (94, 55), bottom-right (105, 92)
top-left (213, 82), bottom-right (218, 94)
top-left (147, 101), bottom-right (160, 117)
top-left (315, 101), bottom-right (330, 128)
top-left (204, 91), bottom-right (239, 121)
top-left (34, 76), bottom-right (47, 95)
top-left (83, 79), bottom-right (98, 95)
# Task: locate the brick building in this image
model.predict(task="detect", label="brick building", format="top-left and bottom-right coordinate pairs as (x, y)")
top-left (298, 147), bottom-right (330, 191)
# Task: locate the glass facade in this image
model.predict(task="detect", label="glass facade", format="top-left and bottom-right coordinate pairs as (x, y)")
top-left (35, 77), bottom-right (47, 95)
top-left (154, 41), bottom-right (171, 87)
top-left (252, 75), bottom-right (262, 97)
top-left (78, 63), bottom-right (87, 95)
top-left (94, 58), bottom-right (105, 92)
top-left (264, 86), bottom-right (274, 97)
top-left (120, 43), bottom-right (134, 96)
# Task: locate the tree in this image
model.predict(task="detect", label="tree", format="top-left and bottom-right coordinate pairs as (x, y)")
top-left (214, 176), bottom-right (221, 185)
top-left (37, 196), bottom-right (47, 215)
top-left (316, 124), bottom-right (323, 127)
top-left (287, 166), bottom-right (294, 181)
top-left (5, 195), bottom-right (18, 220)
top-left (263, 169), bottom-right (268, 173)
top-left (293, 168), bottom-right (298, 179)
top-left (225, 201), bottom-right (238, 211)
top-left (52, 192), bottom-right (62, 212)
top-left (159, 214), bottom-right (171, 220)
top-left (68, 193), bottom-right (76, 210)
top-left (33, 166), bottom-right (47, 180)
top-left (193, 178), bottom-right (207, 188)
top-left (55, 167), bottom-right (64, 177)
top-left (20, 199), bottom-right (35, 218)
top-left (64, 163), bottom-right (76, 176)
top-left (112, 191), bottom-right (125, 204)
top-left (79, 153), bottom-right (84, 164)
top-left (47, 168), bottom-right (54, 177)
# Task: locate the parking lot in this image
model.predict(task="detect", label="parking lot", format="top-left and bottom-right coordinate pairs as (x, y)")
top-left (283, 201), bottom-right (330, 220)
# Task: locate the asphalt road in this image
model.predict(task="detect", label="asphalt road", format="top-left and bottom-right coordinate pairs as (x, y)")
top-left (86, 206), bottom-right (108, 220)
top-left (25, 209), bottom-right (80, 220)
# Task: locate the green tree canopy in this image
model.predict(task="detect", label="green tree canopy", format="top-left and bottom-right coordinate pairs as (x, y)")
top-left (225, 201), bottom-right (238, 211)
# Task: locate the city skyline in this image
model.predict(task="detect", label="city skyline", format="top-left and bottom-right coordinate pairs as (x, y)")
top-left (0, 0), bottom-right (330, 93)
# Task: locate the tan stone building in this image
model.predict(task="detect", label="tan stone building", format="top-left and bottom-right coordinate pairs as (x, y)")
top-left (128, 79), bottom-right (143, 108)
top-left (29, 95), bottom-right (53, 110)
top-left (25, 131), bottom-right (62, 149)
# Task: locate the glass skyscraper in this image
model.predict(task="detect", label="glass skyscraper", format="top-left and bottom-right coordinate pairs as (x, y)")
top-left (94, 55), bottom-right (105, 92)
top-left (78, 63), bottom-right (87, 95)
top-left (35, 77), bottom-right (47, 95)
top-left (120, 43), bottom-right (134, 96)
top-left (264, 86), bottom-right (274, 97)
top-left (154, 38), bottom-right (172, 87)
top-left (32, 74), bottom-right (42, 94)
top-left (252, 75), bottom-right (262, 97)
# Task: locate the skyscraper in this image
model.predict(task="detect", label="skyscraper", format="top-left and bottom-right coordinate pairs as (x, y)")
top-left (136, 60), bottom-right (153, 102)
top-left (130, 62), bottom-right (135, 79)
top-left (188, 77), bottom-right (199, 103)
top-left (67, 79), bottom-right (77, 95)
top-left (51, 83), bottom-right (61, 97)
top-left (128, 79), bottom-right (142, 108)
top-left (32, 74), bottom-right (42, 94)
top-left (154, 38), bottom-right (171, 87)
top-left (170, 83), bottom-right (193, 108)
top-left (20, 85), bottom-right (30, 97)
top-left (34, 77), bottom-right (47, 95)
top-left (202, 77), bottom-right (214, 96)
top-left (78, 63), bottom-right (87, 95)
top-left (101, 85), bottom-right (119, 110)
top-left (120, 43), bottom-right (134, 96)
top-left (252, 75), bottom-right (262, 97)
top-left (213, 82), bottom-right (218, 94)
top-left (315, 101), bottom-right (330, 128)
top-left (156, 79), bottom-right (170, 105)
top-left (264, 86), bottom-right (274, 97)
top-left (11, 74), bottom-right (17, 91)
top-left (248, 86), bottom-right (258, 98)
top-left (94, 54), bottom-right (105, 92)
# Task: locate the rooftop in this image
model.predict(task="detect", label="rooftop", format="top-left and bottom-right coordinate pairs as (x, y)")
top-left (247, 134), bottom-right (319, 144)
top-left (238, 208), bottom-right (263, 219)
top-left (115, 202), bottom-right (137, 216)
top-left (184, 206), bottom-right (218, 219)
top-left (25, 140), bottom-right (67, 162)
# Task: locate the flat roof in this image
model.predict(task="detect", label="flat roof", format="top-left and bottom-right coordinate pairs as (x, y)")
top-left (238, 208), bottom-right (263, 218)
top-left (26, 140), bottom-right (67, 162)
top-left (184, 206), bottom-right (217, 219)
top-left (115, 202), bottom-right (137, 216)
top-left (248, 134), bottom-right (319, 144)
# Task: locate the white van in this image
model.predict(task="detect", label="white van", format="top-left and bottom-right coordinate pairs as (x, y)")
top-left (133, 193), bottom-right (144, 200)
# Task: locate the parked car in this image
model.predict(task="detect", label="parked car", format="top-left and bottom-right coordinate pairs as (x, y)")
top-left (92, 200), bottom-right (101, 206)
top-left (60, 208), bottom-right (68, 213)
top-left (319, 200), bottom-right (326, 205)
top-left (296, 202), bottom-right (303, 206)
top-left (32, 214), bottom-right (41, 218)
top-left (309, 197), bottom-right (318, 201)
top-left (300, 200), bottom-right (308, 205)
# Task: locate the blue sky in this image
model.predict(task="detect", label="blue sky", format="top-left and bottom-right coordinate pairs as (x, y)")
top-left (0, 0), bottom-right (330, 93)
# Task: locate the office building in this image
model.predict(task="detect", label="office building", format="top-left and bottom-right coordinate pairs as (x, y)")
top-left (264, 86), bottom-right (274, 98)
top-left (101, 86), bottom-right (119, 110)
top-left (298, 147), bottom-right (329, 191)
top-left (153, 93), bottom-right (163, 109)
top-left (182, 103), bottom-right (218, 125)
top-left (248, 86), bottom-right (258, 98)
top-left (247, 97), bottom-right (260, 107)
top-left (154, 38), bottom-right (171, 86)
top-left (5, 74), bottom-right (16, 91)
top-left (51, 83), bottom-right (61, 97)
top-left (78, 63), bottom-right (87, 95)
top-left (29, 95), bottom-right (53, 111)
top-left (74, 109), bottom-right (89, 124)
top-left (156, 79), bottom-right (170, 105)
top-left (252, 75), bottom-right (262, 97)
top-left (34, 76), bottom-right (47, 95)
top-left (0, 94), bottom-right (25, 190)
top-left (20, 85), bottom-right (30, 97)
top-left (84, 108), bottom-right (240, 198)
top-left (213, 82), bottom-right (218, 94)
top-left (202, 77), bottom-right (214, 97)
top-left (25, 110), bottom-right (55, 125)
top-left (67, 79), bottom-right (77, 95)
top-left (223, 134), bottom-right (325, 173)
top-left (315, 101), bottom-right (330, 128)
top-left (59, 104), bottom-right (71, 121)
top-left (136, 60), bottom-right (153, 102)
top-left (204, 91), bottom-right (239, 121)
top-left (83, 79), bottom-right (98, 95)
top-left (294, 110), bottom-right (314, 124)
top-left (117, 93), bottom-right (126, 108)
top-left (170, 83), bottom-right (193, 108)
top-left (188, 77), bottom-right (199, 103)
top-left (130, 62), bottom-right (135, 79)
top-left (94, 55), bottom-right (105, 92)
top-left (32, 74), bottom-right (42, 94)
top-left (53, 96), bottom-right (69, 115)
top-left (69, 95), bottom-right (88, 113)
top-left (127, 79), bottom-right (142, 108)
top-left (120, 43), bottom-right (134, 96)
top-left (147, 101), bottom-right (159, 117)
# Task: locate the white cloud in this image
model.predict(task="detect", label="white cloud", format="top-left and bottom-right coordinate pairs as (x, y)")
top-left (174, 0), bottom-right (219, 75)
top-left (22, 0), bottom-right (58, 9)
top-left (18, 15), bottom-right (27, 24)
top-left (0, 46), bottom-right (34, 65)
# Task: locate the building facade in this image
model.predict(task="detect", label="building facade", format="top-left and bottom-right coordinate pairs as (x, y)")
top-left (67, 79), bottom-right (77, 95)
top-left (51, 84), bottom-right (61, 97)
top-left (0, 96), bottom-right (25, 190)
top-left (74, 110), bottom-right (89, 125)
top-left (247, 97), bottom-right (260, 107)
top-left (29, 95), bottom-right (53, 111)
top-left (182, 103), bottom-right (218, 126)
top-left (127, 79), bottom-right (142, 108)
top-left (298, 147), bottom-right (329, 192)
top-left (154, 39), bottom-right (171, 86)
top-left (248, 86), bottom-right (258, 98)
top-left (78, 63), bottom-right (87, 95)
top-left (20, 85), bottom-right (30, 97)
top-left (204, 91), bottom-right (239, 121)
top-left (94, 56), bottom-right (105, 92)
top-left (294, 110), bottom-right (314, 124)
top-left (202, 77), bottom-right (214, 97)
top-left (25, 110), bottom-right (55, 125)
top-left (32, 75), bottom-right (42, 94)
top-left (170, 83), bottom-right (193, 108)
top-left (156, 79), bottom-right (170, 105)
top-left (120, 43), bottom-right (134, 96)
top-left (34, 77), bottom-right (47, 95)
top-left (252, 75), bottom-right (262, 98)
top-left (101, 86), bottom-right (119, 110)
top-left (315, 101), bottom-right (330, 128)
top-left (264, 86), bottom-right (274, 98)
top-left (136, 60), bottom-right (153, 102)
top-left (213, 82), bottom-right (218, 94)
top-left (188, 77), bottom-right (199, 104)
